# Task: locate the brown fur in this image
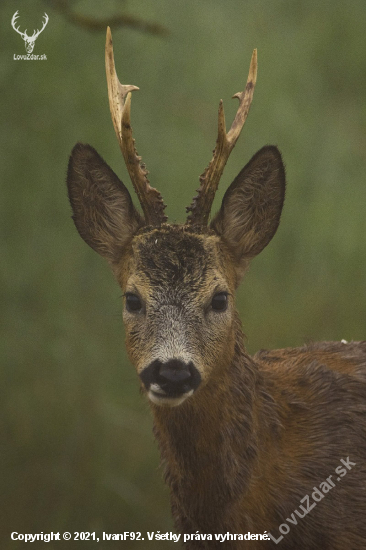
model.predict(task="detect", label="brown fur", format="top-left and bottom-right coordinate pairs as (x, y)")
top-left (67, 142), bottom-right (366, 549)
top-left (151, 313), bottom-right (366, 549)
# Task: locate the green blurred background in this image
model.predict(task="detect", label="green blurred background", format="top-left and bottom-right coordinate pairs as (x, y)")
top-left (1, 0), bottom-right (365, 547)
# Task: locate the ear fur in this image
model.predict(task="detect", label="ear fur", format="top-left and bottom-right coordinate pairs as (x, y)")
top-left (67, 143), bottom-right (143, 263)
top-left (211, 145), bottom-right (285, 281)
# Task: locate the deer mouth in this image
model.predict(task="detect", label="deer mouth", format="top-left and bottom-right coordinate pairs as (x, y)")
top-left (148, 386), bottom-right (194, 407)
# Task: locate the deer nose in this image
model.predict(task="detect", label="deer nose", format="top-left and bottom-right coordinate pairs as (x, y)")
top-left (158, 360), bottom-right (192, 384)
top-left (140, 359), bottom-right (201, 397)
top-left (157, 359), bottom-right (200, 396)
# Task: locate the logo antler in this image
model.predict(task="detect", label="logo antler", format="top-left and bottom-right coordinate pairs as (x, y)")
top-left (11, 11), bottom-right (49, 54)
top-left (31, 13), bottom-right (49, 41)
top-left (11, 11), bottom-right (26, 40)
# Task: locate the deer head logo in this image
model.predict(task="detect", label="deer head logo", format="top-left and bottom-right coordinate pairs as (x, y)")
top-left (11, 11), bottom-right (49, 54)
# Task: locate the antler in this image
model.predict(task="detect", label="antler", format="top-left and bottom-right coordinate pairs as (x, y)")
top-left (32, 13), bottom-right (49, 39)
top-left (186, 49), bottom-right (257, 226)
top-left (105, 27), bottom-right (167, 226)
top-left (11, 11), bottom-right (26, 39)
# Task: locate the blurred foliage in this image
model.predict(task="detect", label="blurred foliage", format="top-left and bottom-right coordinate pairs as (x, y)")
top-left (45, 0), bottom-right (169, 35)
top-left (1, 0), bottom-right (366, 547)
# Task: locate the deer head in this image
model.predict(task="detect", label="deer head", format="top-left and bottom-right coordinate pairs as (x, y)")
top-left (67, 28), bottom-right (285, 407)
top-left (11, 11), bottom-right (49, 54)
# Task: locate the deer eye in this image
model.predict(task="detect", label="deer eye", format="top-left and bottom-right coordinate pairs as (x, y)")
top-left (125, 293), bottom-right (142, 313)
top-left (211, 292), bottom-right (228, 312)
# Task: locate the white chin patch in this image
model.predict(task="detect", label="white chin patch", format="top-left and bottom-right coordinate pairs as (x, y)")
top-left (148, 386), bottom-right (194, 407)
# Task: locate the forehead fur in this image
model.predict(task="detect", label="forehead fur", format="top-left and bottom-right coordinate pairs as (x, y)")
top-left (125, 224), bottom-right (234, 291)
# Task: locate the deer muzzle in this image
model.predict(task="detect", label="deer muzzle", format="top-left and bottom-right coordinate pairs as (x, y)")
top-left (140, 359), bottom-right (201, 407)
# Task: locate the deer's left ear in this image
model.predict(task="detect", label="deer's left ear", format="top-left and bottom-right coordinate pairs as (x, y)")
top-left (211, 146), bottom-right (285, 281)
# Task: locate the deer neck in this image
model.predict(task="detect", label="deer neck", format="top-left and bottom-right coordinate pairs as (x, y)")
top-left (150, 312), bottom-right (278, 531)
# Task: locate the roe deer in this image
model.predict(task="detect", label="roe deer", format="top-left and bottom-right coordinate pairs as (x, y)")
top-left (66, 28), bottom-right (366, 549)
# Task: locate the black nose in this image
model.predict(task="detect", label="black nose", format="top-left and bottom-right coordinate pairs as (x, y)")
top-left (159, 360), bottom-right (192, 383)
top-left (140, 359), bottom-right (201, 397)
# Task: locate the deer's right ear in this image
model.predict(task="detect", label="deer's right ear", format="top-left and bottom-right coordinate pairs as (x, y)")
top-left (211, 145), bottom-right (285, 281)
top-left (67, 143), bottom-right (143, 263)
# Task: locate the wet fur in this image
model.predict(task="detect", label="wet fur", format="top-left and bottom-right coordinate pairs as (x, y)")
top-left (154, 328), bottom-right (366, 549)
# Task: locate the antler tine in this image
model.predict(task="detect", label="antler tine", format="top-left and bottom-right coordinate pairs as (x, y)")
top-left (105, 27), bottom-right (167, 226)
top-left (11, 11), bottom-right (26, 38)
top-left (33, 13), bottom-right (49, 39)
top-left (11, 10), bottom-right (19, 27)
top-left (186, 49), bottom-right (257, 226)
